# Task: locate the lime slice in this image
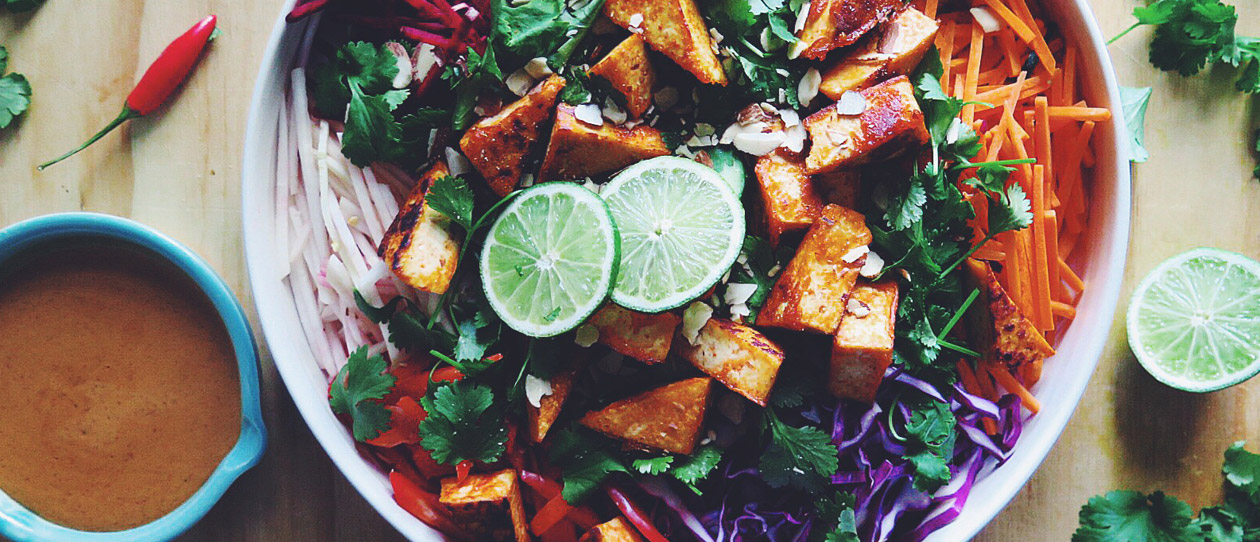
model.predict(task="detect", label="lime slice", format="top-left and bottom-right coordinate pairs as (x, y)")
top-left (1127, 248), bottom-right (1260, 392)
top-left (480, 182), bottom-right (620, 337)
top-left (601, 156), bottom-right (745, 312)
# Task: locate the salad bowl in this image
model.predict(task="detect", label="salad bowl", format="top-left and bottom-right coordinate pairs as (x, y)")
top-left (241, 0), bottom-right (1130, 539)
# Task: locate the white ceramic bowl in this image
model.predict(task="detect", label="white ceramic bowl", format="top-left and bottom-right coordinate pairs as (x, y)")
top-left (241, 1), bottom-right (1130, 540)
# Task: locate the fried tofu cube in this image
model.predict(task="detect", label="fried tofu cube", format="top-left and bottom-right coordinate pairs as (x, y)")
top-left (820, 7), bottom-right (940, 100)
top-left (439, 469), bottom-right (529, 542)
top-left (830, 279), bottom-right (899, 403)
top-left (589, 34), bottom-right (656, 119)
top-left (679, 318), bottom-right (785, 407)
top-left (538, 104), bottom-right (671, 181)
top-left (460, 75), bottom-right (566, 197)
top-left (814, 168), bottom-right (861, 208)
top-left (587, 304), bottom-right (680, 364)
top-left (964, 259), bottom-right (1056, 368)
top-left (527, 368), bottom-right (576, 443)
top-left (758, 204), bottom-right (873, 334)
top-left (579, 377), bottom-right (712, 454)
top-left (604, 0), bottom-right (727, 85)
top-left (793, 0), bottom-right (905, 59)
top-left (378, 161), bottom-right (463, 295)
top-left (755, 150), bottom-right (824, 248)
top-left (581, 518), bottom-right (645, 542)
top-left (804, 76), bottom-right (930, 175)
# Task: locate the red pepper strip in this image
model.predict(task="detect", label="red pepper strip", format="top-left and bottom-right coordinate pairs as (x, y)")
top-left (389, 470), bottom-right (462, 536)
top-left (530, 494), bottom-right (573, 536)
top-left (520, 471), bottom-right (563, 499)
top-left (366, 396), bottom-right (426, 448)
top-left (39, 15), bottom-right (218, 170)
top-left (606, 487), bottom-right (671, 542)
top-left (539, 519), bottom-right (579, 542)
top-left (285, 0), bottom-right (329, 22)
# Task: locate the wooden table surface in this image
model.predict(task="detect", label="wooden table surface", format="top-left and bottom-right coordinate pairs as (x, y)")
top-left (1, 1), bottom-right (1257, 540)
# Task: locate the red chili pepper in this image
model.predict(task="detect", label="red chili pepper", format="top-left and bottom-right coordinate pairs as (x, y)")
top-left (605, 486), bottom-right (671, 542)
top-left (38, 15), bottom-right (219, 170)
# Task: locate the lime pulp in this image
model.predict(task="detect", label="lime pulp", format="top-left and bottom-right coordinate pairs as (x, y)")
top-left (479, 182), bottom-right (620, 337)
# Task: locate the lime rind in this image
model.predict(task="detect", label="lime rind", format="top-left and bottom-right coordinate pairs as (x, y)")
top-left (480, 182), bottom-right (620, 338)
top-left (1126, 247), bottom-right (1260, 392)
top-left (600, 156), bottom-right (745, 313)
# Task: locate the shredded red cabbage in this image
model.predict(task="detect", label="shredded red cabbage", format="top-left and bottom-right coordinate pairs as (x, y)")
top-left (631, 365), bottom-right (1028, 542)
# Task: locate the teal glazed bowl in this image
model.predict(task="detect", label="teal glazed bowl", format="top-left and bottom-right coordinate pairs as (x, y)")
top-left (0, 213), bottom-right (267, 542)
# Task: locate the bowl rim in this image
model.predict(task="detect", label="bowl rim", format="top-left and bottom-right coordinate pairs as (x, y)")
top-left (240, 0), bottom-right (1132, 540)
top-left (0, 212), bottom-right (269, 542)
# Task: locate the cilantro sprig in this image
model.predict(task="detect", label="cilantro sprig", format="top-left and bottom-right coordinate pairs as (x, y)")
top-left (311, 41), bottom-right (446, 168)
top-left (873, 48), bottom-right (1033, 377)
top-left (759, 409), bottom-right (840, 492)
top-left (631, 445), bottom-right (724, 495)
top-left (1073, 442), bottom-right (1260, 542)
top-left (418, 380), bottom-right (510, 465)
top-left (0, 46), bottom-right (30, 130)
top-left (490, 0), bottom-right (606, 69)
top-left (1110, 0), bottom-right (1260, 92)
top-left (329, 346), bottom-right (398, 442)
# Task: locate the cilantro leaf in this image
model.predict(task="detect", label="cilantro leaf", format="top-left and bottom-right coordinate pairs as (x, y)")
top-left (450, 293), bottom-right (501, 364)
top-left (902, 396), bottom-right (957, 493)
top-left (1119, 86), bottom-right (1154, 163)
top-left (812, 492), bottom-right (859, 542)
top-left (341, 82), bottom-right (406, 167)
top-left (1223, 441), bottom-right (1260, 496)
top-left (884, 177), bottom-right (928, 231)
top-left (1072, 490), bottom-right (1198, 542)
top-left (0, 46), bottom-right (7, 74)
top-left (987, 182), bottom-right (1035, 236)
top-left (1253, 130), bottom-right (1259, 179)
top-left (311, 42), bottom-right (401, 119)
top-left (446, 45), bottom-right (504, 131)
top-left (632, 456), bottom-right (675, 475)
top-left (759, 410), bottom-right (839, 491)
top-left (329, 346), bottom-right (397, 442)
top-left (549, 429), bottom-right (628, 503)
top-left (425, 175), bottom-right (476, 231)
top-left (491, 0), bottom-right (606, 68)
top-left (670, 445), bottom-right (723, 493)
top-left (1143, 0), bottom-right (1238, 76)
top-left (418, 380), bottom-right (509, 465)
top-left (0, 72), bottom-right (29, 130)
top-left (3, 0), bottom-right (45, 12)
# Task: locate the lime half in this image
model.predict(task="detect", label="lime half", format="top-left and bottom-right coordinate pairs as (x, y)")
top-left (1127, 248), bottom-right (1260, 392)
top-left (480, 182), bottom-right (620, 337)
top-left (601, 156), bottom-right (745, 313)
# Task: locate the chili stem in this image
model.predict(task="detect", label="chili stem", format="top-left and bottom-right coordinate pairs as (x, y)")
top-left (38, 107), bottom-right (142, 170)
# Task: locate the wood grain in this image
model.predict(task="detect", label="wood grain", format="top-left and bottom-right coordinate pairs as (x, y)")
top-left (0, 1), bottom-right (1257, 540)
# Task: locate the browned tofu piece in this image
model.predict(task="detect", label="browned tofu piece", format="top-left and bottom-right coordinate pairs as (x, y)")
top-left (759, 204), bottom-right (873, 334)
top-left (830, 279), bottom-right (899, 403)
top-left (589, 34), bottom-right (656, 119)
top-left (755, 150), bottom-right (824, 248)
top-left (803, 76), bottom-right (929, 174)
top-left (964, 259), bottom-right (1056, 368)
top-left (814, 169), bottom-right (861, 208)
top-left (820, 7), bottom-right (940, 99)
top-left (581, 518), bottom-right (645, 542)
top-left (579, 377), bottom-right (712, 454)
top-left (439, 469), bottom-right (529, 542)
top-left (460, 75), bottom-right (565, 197)
top-left (527, 368), bottom-right (576, 443)
top-left (378, 161), bottom-right (463, 295)
top-left (794, 0), bottom-right (905, 59)
top-left (679, 318), bottom-right (784, 406)
top-left (538, 104), bottom-right (670, 181)
top-left (604, 0), bottom-right (727, 85)
top-left (588, 304), bottom-right (680, 364)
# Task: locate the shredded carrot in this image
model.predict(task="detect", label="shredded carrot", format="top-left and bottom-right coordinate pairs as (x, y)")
top-left (987, 363), bottom-right (1042, 414)
top-left (1022, 359), bottom-right (1044, 387)
top-left (1031, 165), bottom-right (1053, 330)
top-left (1050, 301), bottom-right (1077, 319)
top-left (1046, 106), bottom-right (1112, 122)
top-left (1044, 211), bottom-right (1063, 300)
top-left (1059, 258), bottom-right (1085, 292)
top-left (925, 0), bottom-right (939, 18)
